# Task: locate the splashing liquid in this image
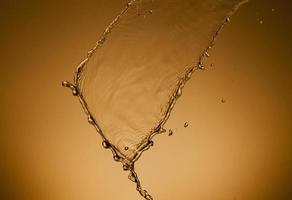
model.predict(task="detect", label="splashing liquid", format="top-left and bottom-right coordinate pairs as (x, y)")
top-left (62, 0), bottom-right (247, 199)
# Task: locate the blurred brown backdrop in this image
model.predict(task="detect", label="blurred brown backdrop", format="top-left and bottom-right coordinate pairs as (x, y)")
top-left (0, 0), bottom-right (291, 200)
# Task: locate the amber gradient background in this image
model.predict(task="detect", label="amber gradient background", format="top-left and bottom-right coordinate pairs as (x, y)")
top-left (0, 0), bottom-right (291, 199)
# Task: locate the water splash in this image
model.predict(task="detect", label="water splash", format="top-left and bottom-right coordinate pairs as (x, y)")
top-left (62, 0), bottom-right (248, 199)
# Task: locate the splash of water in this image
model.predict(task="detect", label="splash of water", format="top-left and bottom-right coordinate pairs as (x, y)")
top-left (62, 0), bottom-right (247, 199)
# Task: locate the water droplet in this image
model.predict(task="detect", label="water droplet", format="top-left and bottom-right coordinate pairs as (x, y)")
top-left (126, 2), bottom-right (132, 7)
top-left (113, 155), bottom-right (120, 162)
top-left (72, 89), bottom-right (78, 96)
top-left (87, 49), bottom-right (93, 56)
top-left (62, 81), bottom-right (70, 87)
top-left (149, 10), bottom-right (153, 14)
top-left (226, 17), bottom-right (230, 22)
top-left (198, 62), bottom-right (205, 70)
top-left (148, 140), bottom-right (154, 146)
top-left (145, 194), bottom-right (153, 200)
top-left (128, 172), bottom-right (137, 182)
top-left (259, 17), bottom-right (264, 24)
top-left (176, 88), bottom-right (182, 97)
top-left (159, 128), bottom-right (166, 134)
top-left (124, 146), bottom-right (129, 151)
top-left (102, 140), bottom-right (110, 149)
top-left (184, 122), bottom-right (188, 128)
top-left (221, 98), bottom-right (226, 103)
top-left (88, 116), bottom-right (94, 124)
top-left (168, 129), bottom-right (173, 136)
top-left (123, 164), bottom-right (130, 171)
top-left (187, 71), bottom-right (192, 79)
top-left (104, 27), bottom-right (110, 34)
top-left (140, 189), bottom-right (147, 197)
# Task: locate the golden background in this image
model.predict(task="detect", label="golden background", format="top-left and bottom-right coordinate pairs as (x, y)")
top-left (0, 0), bottom-right (291, 199)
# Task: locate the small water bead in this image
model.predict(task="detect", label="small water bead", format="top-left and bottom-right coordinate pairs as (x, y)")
top-left (148, 140), bottom-right (154, 146)
top-left (62, 81), bottom-right (77, 96)
top-left (176, 88), bottom-right (182, 97)
top-left (159, 127), bottom-right (166, 134)
top-left (104, 27), bottom-right (111, 34)
top-left (184, 122), bottom-right (188, 128)
top-left (168, 129), bottom-right (173, 136)
top-left (128, 172), bottom-right (137, 182)
top-left (126, 2), bottom-right (133, 7)
top-left (259, 17), bottom-right (264, 24)
top-left (113, 155), bottom-right (120, 162)
top-left (124, 146), bottom-right (129, 151)
top-left (98, 37), bottom-right (106, 45)
top-left (88, 116), bottom-right (94, 124)
top-left (186, 71), bottom-right (192, 79)
top-left (149, 10), bottom-right (153, 14)
top-left (221, 98), bottom-right (226, 103)
top-left (72, 89), bottom-right (78, 96)
top-left (198, 62), bottom-right (205, 70)
top-left (87, 49), bottom-right (94, 56)
top-left (102, 140), bottom-right (110, 149)
top-left (123, 164), bottom-right (130, 171)
top-left (145, 194), bottom-right (153, 200)
top-left (62, 81), bottom-right (71, 88)
top-left (225, 17), bottom-right (230, 23)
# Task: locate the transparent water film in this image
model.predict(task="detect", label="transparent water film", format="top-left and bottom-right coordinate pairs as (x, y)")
top-left (62, 0), bottom-right (247, 199)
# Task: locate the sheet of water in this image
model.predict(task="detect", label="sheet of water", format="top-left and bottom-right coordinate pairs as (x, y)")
top-left (63, 0), bottom-right (247, 199)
